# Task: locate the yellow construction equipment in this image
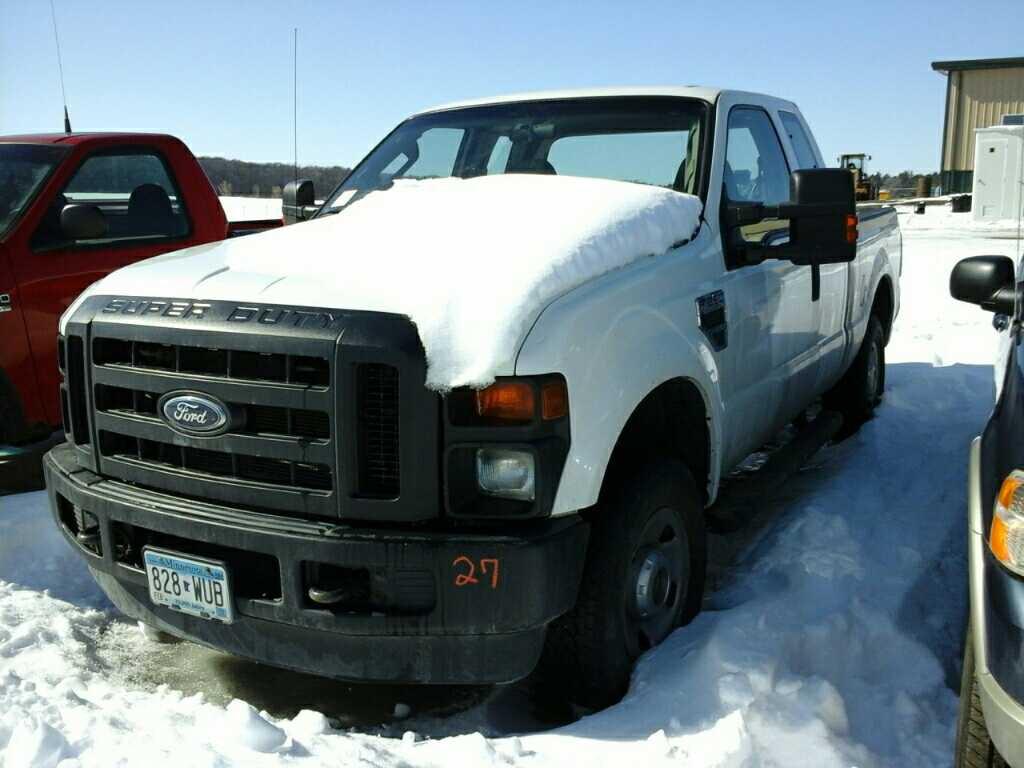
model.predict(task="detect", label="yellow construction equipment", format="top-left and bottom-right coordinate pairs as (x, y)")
top-left (838, 153), bottom-right (878, 201)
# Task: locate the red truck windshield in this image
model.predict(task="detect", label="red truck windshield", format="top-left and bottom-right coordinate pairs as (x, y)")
top-left (321, 97), bottom-right (707, 214)
top-left (0, 144), bottom-right (69, 238)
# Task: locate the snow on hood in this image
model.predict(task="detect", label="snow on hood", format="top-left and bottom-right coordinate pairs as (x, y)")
top-left (73, 175), bottom-right (703, 390)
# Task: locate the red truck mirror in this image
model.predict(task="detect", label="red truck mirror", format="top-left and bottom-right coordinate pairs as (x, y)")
top-left (60, 204), bottom-right (108, 241)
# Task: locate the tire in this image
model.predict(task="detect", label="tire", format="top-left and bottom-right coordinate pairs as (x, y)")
top-left (956, 625), bottom-right (1009, 768)
top-left (825, 313), bottom-right (885, 427)
top-left (537, 459), bottom-right (706, 709)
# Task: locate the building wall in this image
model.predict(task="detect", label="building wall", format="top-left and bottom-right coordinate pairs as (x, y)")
top-left (942, 66), bottom-right (1024, 192)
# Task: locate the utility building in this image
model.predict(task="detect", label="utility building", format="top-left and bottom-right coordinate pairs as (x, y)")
top-left (932, 57), bottom-right (1024, 193)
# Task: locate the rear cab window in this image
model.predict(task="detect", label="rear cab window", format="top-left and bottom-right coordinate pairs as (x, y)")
top-left (32, 149), bottom-right (191, 251)
top-left (779, 111), bottom-right (820, 170)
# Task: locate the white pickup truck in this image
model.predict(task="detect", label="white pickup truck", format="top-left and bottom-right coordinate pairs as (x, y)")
top-left (45, 87), bottom-right (901, 708)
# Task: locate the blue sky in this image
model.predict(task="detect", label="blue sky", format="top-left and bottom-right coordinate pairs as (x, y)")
top-left (1, 1), bottom-right (1021, 174)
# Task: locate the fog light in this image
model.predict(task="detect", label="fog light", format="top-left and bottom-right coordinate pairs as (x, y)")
top-left (476, 448), bottom-right (535, 501)
top-left (992, 470), bottom-right (1024, 575)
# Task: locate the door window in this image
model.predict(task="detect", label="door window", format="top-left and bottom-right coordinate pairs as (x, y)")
top-left (32, 150), bottom-right (190, 250)
top-left (724, 108), bottom-right (791, 251)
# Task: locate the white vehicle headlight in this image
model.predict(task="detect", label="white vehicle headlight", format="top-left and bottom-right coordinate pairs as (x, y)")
top-left (476, 448), bottom-right (535, 501)
top-left (991, 470), bottom-right (1024, 574)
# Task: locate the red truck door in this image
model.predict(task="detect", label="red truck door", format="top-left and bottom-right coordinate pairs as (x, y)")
top-left (0, 244), bottom-right (45, 442)
top-left (10, 143), bottom-right (218, 428)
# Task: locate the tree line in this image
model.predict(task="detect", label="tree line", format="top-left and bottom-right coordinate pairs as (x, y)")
top-left (866, 170), bottom-right (941, 197)
top-left (198, 157), bottom-right (351, 199)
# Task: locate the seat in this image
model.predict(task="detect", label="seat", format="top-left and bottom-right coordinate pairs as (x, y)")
top-left (127, 183), bottom-right (176, 236)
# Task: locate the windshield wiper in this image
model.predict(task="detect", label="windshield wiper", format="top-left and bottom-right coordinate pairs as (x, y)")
top-left (318, 181), bottom-right (394, 218)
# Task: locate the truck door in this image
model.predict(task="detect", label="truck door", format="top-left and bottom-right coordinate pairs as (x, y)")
top-left (777, 110), bottom-right (850, 394)
top-left (11, 147), bottom-right (197, 427)
top-left (0, 244), bottom-right (45, 442)
top-left (717, 106), bottom-right (819, 463)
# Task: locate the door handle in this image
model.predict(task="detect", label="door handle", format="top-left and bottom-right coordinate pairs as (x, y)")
top-left (0, 294), bottom-right (11, 314)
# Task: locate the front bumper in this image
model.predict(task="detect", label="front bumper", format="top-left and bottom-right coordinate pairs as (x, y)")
top-left (969, 437), bottom-right (1024, 763)
top-left (44, 443), bottom-right (588, 684)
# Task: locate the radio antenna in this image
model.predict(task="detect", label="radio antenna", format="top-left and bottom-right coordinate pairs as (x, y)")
top-left (48, 0), bottom-right (71, 133)
top-left (293, 27), bottom-right (298, 187)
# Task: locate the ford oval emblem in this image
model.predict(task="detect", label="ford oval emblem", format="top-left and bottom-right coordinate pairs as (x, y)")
top-left (158, 392), bottom-right (230, 436)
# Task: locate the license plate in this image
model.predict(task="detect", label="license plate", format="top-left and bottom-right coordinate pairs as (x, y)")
top-left (143, 548), bottom-right (234, 623)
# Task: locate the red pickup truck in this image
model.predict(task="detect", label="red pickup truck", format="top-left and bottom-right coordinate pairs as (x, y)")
top-left (0, 133), bottom-right (281, 491)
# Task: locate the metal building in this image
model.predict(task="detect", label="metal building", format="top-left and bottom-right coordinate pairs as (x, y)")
top-left (932, 56), bottom-right (1024, 193)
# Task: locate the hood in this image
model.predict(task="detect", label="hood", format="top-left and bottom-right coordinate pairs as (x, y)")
top-left (65, 174), bottom-right (703, 389)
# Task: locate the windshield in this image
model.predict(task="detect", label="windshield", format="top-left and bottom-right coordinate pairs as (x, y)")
top-left (0, 144), bottom-right (68, 238)
top-left (321, 97), bottom-right (707, 214)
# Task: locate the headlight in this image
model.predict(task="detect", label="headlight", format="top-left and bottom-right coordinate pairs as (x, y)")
top-left (991, 470), bottom-right (1024, 574)
top-left (476, 448), bottom-right (535, 501)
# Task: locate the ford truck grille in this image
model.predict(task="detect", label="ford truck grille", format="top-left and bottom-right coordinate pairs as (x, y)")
top-left (60, 297), bottom-right (440, 522)
top-left (89, 333), bottom-right (337, 519)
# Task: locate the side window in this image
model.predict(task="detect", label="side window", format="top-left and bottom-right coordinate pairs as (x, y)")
top-left (779, 111), bottom-right (819, 170)
top-left (724, 108), bottom-right (791, 250)
top-left (33, 151), bottom-right (190, 250)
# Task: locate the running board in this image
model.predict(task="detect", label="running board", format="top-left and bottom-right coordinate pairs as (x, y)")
top-left (706, 410), bottom-right (843, 534)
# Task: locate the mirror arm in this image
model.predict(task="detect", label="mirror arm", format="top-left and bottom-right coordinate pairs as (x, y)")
top-left (727, 201), bottom-right (850, 228)
top-left (982, 287), bottom-right (1017, 315)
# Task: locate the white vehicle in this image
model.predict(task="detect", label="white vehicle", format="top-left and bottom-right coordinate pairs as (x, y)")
top-left (45, 87), bottom-right (901, 708)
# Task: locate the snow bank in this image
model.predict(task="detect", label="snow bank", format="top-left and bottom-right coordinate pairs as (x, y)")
top-left (0, 225), bottom-right (1016, 766)
top-left (218, 195), bottom-right (283, 222)
top-left (118, 175), bottom-right (702, 389)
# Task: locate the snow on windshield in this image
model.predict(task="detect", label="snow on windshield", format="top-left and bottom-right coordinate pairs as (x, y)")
top-left (228, 174), bottom-right (703, 389)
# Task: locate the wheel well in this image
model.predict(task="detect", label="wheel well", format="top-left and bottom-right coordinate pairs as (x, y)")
top-left (872, 276), bottom-right (895, 344)
top-left (600, 378), bottom-right (710, 505)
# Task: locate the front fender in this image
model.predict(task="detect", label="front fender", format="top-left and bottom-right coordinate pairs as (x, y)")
top-left (515, 247), bottom-right (724, 516)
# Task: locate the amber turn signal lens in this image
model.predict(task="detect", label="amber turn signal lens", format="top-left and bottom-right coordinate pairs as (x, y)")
top-left (476, 381), bottom-right (535, 424)
top-left (991, 471), bottom-right (1024, 574)
top-left (541, 380), bottom-right (569, 420)
top-left (844, 214), bottom-right (858, 244)
top-left (992, 514), bottom-right (1012, 564)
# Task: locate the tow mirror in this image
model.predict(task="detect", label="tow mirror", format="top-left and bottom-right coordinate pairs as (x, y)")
top-left (950, 255), bottom-right (1016, 315)
top-left (786, 169), bottom-right (857, 266)
top-left (60, 204), bottom-right (108, 240)
top-left (283, 179), bottom-right (316, 224)
top-left (725, 169), bottom-right (857, 300)
top-left (725, 169), bottom-right (857, 267)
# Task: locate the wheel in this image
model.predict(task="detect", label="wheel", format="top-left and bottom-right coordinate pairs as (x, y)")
top-left (138, 621), bottom-right (181, 644)
top-left (825, 313), bottom-right (885, 427)
top-left (956, 624), bottom-right (1009, 768)
top-left (538, 459), bottom-right (706, 709)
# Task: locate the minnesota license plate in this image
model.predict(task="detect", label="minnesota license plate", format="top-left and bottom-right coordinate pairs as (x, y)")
top-left (143, 548), bottom-right (234, 623)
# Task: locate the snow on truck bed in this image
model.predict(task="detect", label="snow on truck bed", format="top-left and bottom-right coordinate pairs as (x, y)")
top-left (0, 213), bottom-right (1016, 767)
top-left (124, 175), bottom-right (703, 389)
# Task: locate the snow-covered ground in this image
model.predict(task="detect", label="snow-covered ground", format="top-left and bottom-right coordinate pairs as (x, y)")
top-left (218, 196), bottom-right (282, 222)
top-left (0, 204), bottom-right (1022, 767)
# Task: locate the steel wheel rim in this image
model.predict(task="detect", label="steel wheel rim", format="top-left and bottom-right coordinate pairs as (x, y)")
top-left (865, 334), bottom-right (881, 402)
top-left (625, 507), bottom-right (688, 656)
